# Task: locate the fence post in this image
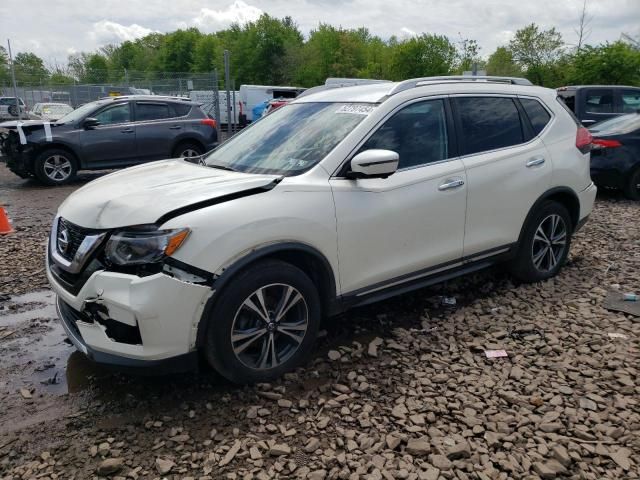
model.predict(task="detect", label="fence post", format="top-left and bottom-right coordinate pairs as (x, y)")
top-left (7, 39), bottom-right (22, 120)
top-left (213, 69), bottom-right (221, 128)
top-left (224, 50), bottom-right (232, 138)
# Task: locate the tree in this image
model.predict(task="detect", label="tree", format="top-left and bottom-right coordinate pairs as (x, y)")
top-left (83, 54), bottom-right (109, 83)
top-left (574, 0), bottom-right (592, 51)
top-left (569, 41), bottom-right (640, 85)
top-left (192, 34), bottom-right (222, 72)
top-left (509, 23), bottom-right (564, 85)
top-left (388, 34), bottom-right (457, 80)
top-left (159, 28), bottom-right (202, 72)
top-left (485, 47), bottom-right (523, 77)
top-left (0, 46), bottom-right (10, 86)
top-left (455, 37), bottom-right (483, 74)
top-left (13, 52), bottom-right (49, 85)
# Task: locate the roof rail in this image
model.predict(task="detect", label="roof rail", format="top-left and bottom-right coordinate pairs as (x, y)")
top-left (388, 76), bottom-right (533, 96)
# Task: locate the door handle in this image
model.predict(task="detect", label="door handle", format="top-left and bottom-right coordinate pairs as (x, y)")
top-left (438, 178), bottom-right (465, 191)
top-left (120, 128), bottom-right (134, 133)
top-left (581, 119), bottom-right (596, 125)
top-left (169, 125), bottom-right (182, 130)
top-left (526, 156), bottom-right (545, 168)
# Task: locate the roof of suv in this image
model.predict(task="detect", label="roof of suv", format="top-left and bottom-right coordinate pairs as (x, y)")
top-left (99, 95), bottom-right (197, 104)
top-left (293, 76), bottom-right (556, 104)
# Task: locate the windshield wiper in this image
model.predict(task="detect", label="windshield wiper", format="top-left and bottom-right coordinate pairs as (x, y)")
top-left (207, 163), bottom-right (237, 172)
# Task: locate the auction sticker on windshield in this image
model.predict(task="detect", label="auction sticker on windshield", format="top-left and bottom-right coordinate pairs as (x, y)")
top-left (336, 104), bottom-right (376, 115)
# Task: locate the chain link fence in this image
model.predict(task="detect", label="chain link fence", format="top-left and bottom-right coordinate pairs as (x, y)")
top-left (0, 69), bottom-right (242, 132)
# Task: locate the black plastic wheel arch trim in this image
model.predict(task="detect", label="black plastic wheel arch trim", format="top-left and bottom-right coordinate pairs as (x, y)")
top-left (194, 241), bottom-right (338, 347)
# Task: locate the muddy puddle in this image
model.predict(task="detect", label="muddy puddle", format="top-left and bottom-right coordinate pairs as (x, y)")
top-left (0, 290), bottom-right (105, 395)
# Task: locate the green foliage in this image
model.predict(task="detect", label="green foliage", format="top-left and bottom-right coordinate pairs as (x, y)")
top-left (568, 41), bottom-right (640, 85)
top-left (0, 46), bottom-right (10, 85)
top-left (14, 52), bottom-right (49, 84)
top-left (509, 24), bottom-right (564, 86)
top-left (3, 18), bottom-right (639, 91)
top-left (389, 34), bottom-right (457, 80)
top-left (83, 54), bottom-right (110, 83)
top-left (485, 47), bottom-right (523, 77)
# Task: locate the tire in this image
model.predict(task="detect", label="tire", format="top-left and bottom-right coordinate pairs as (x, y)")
top-left (8, 104), bottom-right (18, 117)
top-left (204, 260), bottom-right (321, 384)
top-left (624, 168), bottom-right (640, 201)
top-left (172, 141), bottom-right (203, 159)
top-left (33, 149), bottom-right (78, 186)
top-left (509, 201), bottom-right (573, 283)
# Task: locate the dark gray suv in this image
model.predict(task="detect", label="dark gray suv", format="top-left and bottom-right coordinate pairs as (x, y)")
top-left (0, 95), bottom-right (218, 185)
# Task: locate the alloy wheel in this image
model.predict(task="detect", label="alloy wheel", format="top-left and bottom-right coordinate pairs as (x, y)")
top-left (231, 283), bottom-right (308, 370)
top-left (531, 214), bottom-right (567, 272)
top-left (43, 155), bottom-right (72, 182)
top-left (180, 148), bottom-right (200, 158)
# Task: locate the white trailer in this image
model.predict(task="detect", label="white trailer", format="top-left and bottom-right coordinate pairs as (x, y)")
top-left (239, 85), bottom-right (304, 123)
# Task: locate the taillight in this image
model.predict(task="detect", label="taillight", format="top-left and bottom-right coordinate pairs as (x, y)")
top-left (576, 127), bottom-right (593, 153)
top-left (200, 118), bottom-right (216, 128)
top-left (592, 138), bottom-right (622, 149)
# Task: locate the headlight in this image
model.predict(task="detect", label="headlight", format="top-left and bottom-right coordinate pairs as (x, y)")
top-left (105, 228), bottom-right (190, 266)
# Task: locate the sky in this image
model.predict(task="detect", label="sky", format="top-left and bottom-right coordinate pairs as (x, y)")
top-left (1, 0), bottom-right (639, 66)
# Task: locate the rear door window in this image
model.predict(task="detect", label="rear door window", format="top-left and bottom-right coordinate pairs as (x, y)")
top-left (585, 89), bottom-right (614, 114)
top-left (520, 98), bottom-right (552, 135)
top-left (454, 97), bottom-right (524, 155)
top-left (136, 102), bottom-right (171, 121)
top-left (621, 90), bottom-right (640, 113)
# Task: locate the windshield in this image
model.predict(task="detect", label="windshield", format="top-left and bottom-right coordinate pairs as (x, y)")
top-left (56, 100), bottom-right (107, 124)
top-left (590, 114), bottom-right (640, 135)
top-left (203, 102), bottom-right (374, 176)
top-left (43, 104), bottom-right (73, 114)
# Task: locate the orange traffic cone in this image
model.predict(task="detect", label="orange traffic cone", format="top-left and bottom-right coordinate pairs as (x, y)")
top-left (0, 207), bottom-right (14, 235)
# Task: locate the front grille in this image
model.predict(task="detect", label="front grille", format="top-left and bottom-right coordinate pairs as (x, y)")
top-left (57, 217), bottom-right (97, 261)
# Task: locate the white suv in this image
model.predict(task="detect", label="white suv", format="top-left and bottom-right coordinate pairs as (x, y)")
top-left (47, 76), bottom-right (597, 383)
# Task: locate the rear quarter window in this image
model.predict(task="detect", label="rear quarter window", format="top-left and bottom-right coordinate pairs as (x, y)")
top-left (520, 98), bottom-right (552, 135)
top-left (172, 103), bottom-right (192, 117)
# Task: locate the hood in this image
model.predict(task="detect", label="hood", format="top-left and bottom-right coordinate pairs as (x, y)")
top-left (0, 120), bottom-right (59, 129)
top-left (58, 159), bottom-right (281, 229)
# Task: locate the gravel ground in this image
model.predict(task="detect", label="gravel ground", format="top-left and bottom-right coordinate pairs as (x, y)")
top-left (0, 163), bottom-right (638, 479)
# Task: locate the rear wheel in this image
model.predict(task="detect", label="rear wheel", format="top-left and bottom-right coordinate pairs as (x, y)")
top-left (204, 260), bottom-right (321, 384)
top-left (509, 201), bottom-right (572, 283)
top-left (34, 149), bottom-right (77, 186)
top-left (624, 168), bottom-right (640, 201)
top-left (173, 141), bottom-right (203, 159)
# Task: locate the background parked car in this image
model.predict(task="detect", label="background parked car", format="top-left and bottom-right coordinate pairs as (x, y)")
top-left (557, 85), bottom-right (640, 126)
top-left (589, 113), bottom-right (640, 200)
top-left (0, 95), bottom-right (218, 185)
top-left (0, 97), bottom-right (27, 121)
top-left (30, 102), bottom-right (74, 121)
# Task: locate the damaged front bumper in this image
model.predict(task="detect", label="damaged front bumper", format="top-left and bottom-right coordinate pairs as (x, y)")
top-left (48, 259), bottom-right (213, 371)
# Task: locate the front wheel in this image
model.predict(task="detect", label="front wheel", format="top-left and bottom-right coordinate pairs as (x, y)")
top-left (33, 149), bottom-right (78, 186)
top-left (509, 201), bottom-right (573, 283)
top-left (624, 168), bottom-right (640, 201)
top-left (204, 260), bottom-right (321, 384)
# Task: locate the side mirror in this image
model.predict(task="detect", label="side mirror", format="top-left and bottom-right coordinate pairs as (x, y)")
top-left (83, 117), bottom-right (100, 129)
top-left (347, 149), bottom-right (399, 179)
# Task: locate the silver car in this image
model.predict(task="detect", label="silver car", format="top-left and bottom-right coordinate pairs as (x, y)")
top-left (30, 102), bottom-right (74, 121)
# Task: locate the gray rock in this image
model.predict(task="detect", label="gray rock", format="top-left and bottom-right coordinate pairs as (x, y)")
top-left (533, 460), bottom-right (566, 479)
top-left (96, 458), bottom-right (123, 476)
top-left (446, 440), bottom-right (471, 460)
top-left (406, 437), bottom-right (430, 456)
top-left (155, 458), bottom-right (175, 475)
